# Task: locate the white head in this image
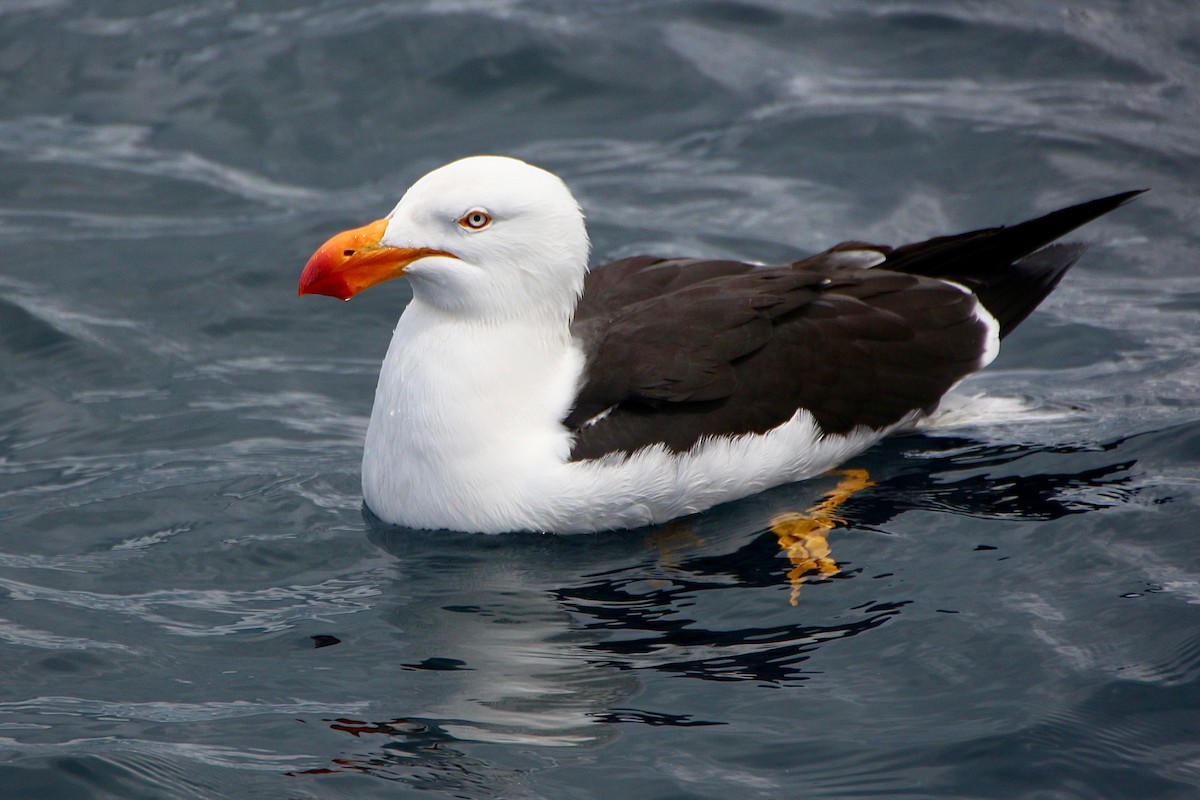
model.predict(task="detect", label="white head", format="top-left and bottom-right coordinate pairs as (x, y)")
top-left (298, 156), bottom-right (590, 322)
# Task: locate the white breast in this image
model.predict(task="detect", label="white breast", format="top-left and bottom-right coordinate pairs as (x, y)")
top-left (361, 299), bottom-right (583, 532)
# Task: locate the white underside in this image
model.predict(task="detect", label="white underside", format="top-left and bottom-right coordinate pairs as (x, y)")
top-left (362, 299), bottom-right (910, 534)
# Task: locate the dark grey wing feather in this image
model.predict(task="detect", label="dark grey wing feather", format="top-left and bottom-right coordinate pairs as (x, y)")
top-left (570, 261), bottom-right (825, 404)
top-left (566, 191), bottom-right (1140, 460)
top-left (567, 253), bottom-right (988, 459)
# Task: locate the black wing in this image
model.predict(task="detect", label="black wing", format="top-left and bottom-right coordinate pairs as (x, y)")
top-left (566, 191), bottom-right (1142, 460)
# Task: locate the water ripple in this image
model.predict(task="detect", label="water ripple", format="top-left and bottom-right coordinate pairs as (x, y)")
top-left (0, 575), bottom-right (382, 637)
top-left (0, 619), bottom-right (132, 652)
top-left (0, 696), bottom-right (369, 725)
top-left (0, 117), bottom-right (318, 208)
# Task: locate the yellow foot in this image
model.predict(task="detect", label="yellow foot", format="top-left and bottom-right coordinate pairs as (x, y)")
top-left (770, 469), bottom-right (875, 606)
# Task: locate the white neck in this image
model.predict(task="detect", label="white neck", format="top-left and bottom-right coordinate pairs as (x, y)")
top-left (362, 298), bottom-right (584, 531)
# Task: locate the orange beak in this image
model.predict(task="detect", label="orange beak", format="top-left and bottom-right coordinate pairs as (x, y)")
top-left (298, 218), bottom-right (455, 301)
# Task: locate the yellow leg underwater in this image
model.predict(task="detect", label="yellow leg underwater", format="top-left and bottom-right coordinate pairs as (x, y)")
top-left (770, 469), bottom-right (875, 606)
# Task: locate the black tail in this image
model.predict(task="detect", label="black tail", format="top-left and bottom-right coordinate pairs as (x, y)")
top-left (883, 190), bottom-right (1144, 338)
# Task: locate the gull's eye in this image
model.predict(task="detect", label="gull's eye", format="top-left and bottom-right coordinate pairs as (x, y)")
top-left (458, 209), bottom-right (492, 231)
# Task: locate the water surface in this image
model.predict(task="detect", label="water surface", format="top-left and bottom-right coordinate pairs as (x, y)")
top-left (2, 2), bottom-right (1199, 798)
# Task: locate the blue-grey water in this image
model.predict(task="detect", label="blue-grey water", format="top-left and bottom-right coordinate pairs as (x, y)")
top-left (2, 2), bottom-right (1199, 798)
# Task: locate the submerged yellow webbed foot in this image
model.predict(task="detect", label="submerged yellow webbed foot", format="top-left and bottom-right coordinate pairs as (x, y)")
top-left (770, 468), bottom-right (875, 606)
top-left (647, 520), bottom-right (707, 569)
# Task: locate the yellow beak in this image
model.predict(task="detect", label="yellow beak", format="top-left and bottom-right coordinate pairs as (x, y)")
top-left (298, 218), bottom-right (454, 300)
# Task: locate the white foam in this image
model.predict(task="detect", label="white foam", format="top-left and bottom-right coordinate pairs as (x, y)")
top-left (918, 392), bottom-right (1077, 429)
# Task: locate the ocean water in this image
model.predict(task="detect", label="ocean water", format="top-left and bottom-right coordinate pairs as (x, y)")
top-left (2, 1), bottom-right (1199, 798)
